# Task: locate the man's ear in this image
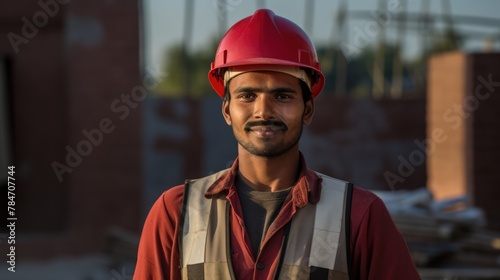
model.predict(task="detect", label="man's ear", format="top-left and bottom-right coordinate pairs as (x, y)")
top-left (302, 99), bottom-right (315, 125)
top-left (222, 99), bottom-right (232, 126)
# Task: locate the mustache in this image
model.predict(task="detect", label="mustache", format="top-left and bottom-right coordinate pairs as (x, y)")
top-left (244, 120), bottom-right (287, 131)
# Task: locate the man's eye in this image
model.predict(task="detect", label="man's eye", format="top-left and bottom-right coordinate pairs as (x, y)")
top-left (239, 93), bottom-right (255, 100)
top-left (276, 94), bottom-right (292, 100)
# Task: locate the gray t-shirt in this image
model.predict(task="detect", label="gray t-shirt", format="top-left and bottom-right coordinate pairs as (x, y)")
top-left (235, 175), bottom-right (291, 258)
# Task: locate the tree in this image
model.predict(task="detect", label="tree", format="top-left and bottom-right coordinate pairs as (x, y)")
top-left (154, 40), bottom-right (218, 98)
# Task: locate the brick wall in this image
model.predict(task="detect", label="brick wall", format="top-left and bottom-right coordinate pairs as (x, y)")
top-left (427, 52), bottom-right (500, 230)
top-left (0, 0), bottom-right (142, 258)
top-left (0, 2), bottom-right (68, 235)
top-left (469, 54), bottom-right (500, 230)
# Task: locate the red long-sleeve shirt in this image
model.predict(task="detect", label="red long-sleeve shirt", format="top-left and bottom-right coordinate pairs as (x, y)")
top-left (133, 157), bottom-right (421, 279)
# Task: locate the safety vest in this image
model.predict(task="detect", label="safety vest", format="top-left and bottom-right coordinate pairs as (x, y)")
top-left (179, 169), bottom-right (353, 280)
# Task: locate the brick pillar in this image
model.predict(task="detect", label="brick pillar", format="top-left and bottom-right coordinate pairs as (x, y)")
top-left (427, 52), bottom-right (500, 230)
top-left (427, 52), bottom-right (469, 200)
top-left (64, 0), bottom-right (143, 253)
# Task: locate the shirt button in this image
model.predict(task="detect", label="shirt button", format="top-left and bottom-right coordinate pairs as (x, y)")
top-left (256, 262), bottom-right (265, 270)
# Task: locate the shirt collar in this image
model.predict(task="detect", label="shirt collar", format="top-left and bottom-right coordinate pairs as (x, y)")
top-left (205, 152), bottom-right (322, 208)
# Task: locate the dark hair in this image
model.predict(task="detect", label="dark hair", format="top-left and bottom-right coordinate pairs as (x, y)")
top-left (223, 79), bottom-right (312, 104)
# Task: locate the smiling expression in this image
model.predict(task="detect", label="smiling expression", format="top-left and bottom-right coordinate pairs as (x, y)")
top-left (222, 71), bottom-right (315, 158)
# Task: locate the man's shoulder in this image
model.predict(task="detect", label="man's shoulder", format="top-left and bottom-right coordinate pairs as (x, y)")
top-left (147, 186), bottom-right (183, 216)
top-left (315, 172), bottom-right (385, 219)
top-left (164, 184), bottom-right (185, 196)
top-left (349, 185), bottom-right (393, 229)
top-left (189, 169), bottom-right (231, 183)
top-left (315, 172), bottom-right (350, 187)
top-left (158, 185), bottom-right (185, 209)
top-left (351, 186), bottom-right (382, 207)
top-left (315, 172), bottom-right (380, 206)
top-left (160, 168), bottom-right (231, 203)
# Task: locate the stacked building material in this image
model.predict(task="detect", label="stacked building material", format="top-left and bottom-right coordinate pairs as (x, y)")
top-left (374, 188), bottom-right (500, 279)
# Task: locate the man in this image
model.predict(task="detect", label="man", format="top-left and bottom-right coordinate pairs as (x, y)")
top-left (134, 9), bottom-right (421, 280)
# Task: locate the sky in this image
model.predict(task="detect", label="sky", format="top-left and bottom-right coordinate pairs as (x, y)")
top-left (142, 0), bottom-right (500, 68)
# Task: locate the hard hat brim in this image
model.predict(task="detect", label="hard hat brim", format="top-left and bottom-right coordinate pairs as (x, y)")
top-left (209, 57), bottom-right (325, 98)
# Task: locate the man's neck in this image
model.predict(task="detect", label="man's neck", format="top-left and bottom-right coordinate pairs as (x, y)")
top-left (237, 146), bottom-right (301, 192)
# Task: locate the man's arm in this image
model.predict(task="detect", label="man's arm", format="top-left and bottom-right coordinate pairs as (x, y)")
top-left (133, 185), bottom-right (184, 280)
top-left (350, 187), bottom-right (421, 280)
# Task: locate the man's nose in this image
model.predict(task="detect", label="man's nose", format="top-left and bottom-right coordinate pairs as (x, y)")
top-left (253, 94), bottom-right (276, 120)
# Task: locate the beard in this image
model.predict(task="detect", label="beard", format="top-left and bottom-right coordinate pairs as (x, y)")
top-left (233, 119), bottom-right (303, 158)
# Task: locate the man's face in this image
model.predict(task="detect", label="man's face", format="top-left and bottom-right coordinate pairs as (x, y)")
top-left (222, 71), bottom-right (314, 158)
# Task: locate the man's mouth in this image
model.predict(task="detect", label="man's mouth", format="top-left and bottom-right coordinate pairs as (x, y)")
top-left (244, 120), bottom-right (287, 137)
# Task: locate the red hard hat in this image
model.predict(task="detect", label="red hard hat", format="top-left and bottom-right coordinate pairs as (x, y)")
top-left (208, 9), bottom-right (325, 98)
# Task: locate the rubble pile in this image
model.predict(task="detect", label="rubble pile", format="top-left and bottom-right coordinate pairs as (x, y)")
top-left (374, 188), bottom-right (500, 279)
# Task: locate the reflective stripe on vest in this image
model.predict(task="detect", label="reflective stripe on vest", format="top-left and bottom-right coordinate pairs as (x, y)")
top-left (179, 170), bottom-right (352, 280)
